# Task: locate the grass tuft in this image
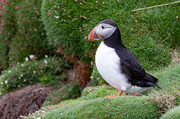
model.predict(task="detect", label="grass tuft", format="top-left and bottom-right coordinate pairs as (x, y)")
top-left (161, 105), bottom-right (180, 119)
top-left (150, 91), bottom-right (176, 112)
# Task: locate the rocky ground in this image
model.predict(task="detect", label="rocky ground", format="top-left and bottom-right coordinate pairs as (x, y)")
top-left (0, 84), bottom-right (56, 119)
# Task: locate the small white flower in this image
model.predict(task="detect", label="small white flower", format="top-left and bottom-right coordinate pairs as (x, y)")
top-left (8, 70), bottom-right (11, 73)
top-left (5, 80), bottom-right (8, 84)
top-left (55, 16), bottom-right (59, 19)
top-left (44, 60), bottom-right (48, 64)
top-left (21, 74), bottom-right (23, 77)
top-left (42, 111), bottom-right (45, 113)
top-left (21, 64), bottom-right (24, 67)
top-left (45, 55), bottom-right (48, 58)
top-left (1, 82), bottom-right (3, 85)
top-left (33, 71), bottom-right (36, 74)
top-left (29, 55), bottom-right (35, 59)
top-left (25, 57), bottom-right (29, 61)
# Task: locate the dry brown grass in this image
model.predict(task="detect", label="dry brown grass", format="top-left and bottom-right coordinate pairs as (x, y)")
top-left (171, 48), bottom-right (180, 64)
top-left (56, 45), bottom-right (92, 88)
top-left (150, 87), bottom-right (180, 114)
top-left (150, 91), bottom-right (176, 113)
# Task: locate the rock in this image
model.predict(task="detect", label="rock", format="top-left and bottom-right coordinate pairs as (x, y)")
top-left (0, 84), bottom-right (55, 119)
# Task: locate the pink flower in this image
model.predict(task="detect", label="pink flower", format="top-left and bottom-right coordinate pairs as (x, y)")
top-left (91, 61), bottom-right (93, 65)
top-left (29, 55), bottom-right (34, 59)
top-left (15, 5), bottom-right (19, 10)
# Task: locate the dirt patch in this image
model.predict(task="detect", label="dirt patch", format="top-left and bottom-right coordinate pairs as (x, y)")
top-left (0, 84), bottom-right (56, 119)
top-left (171, 48), bottom-right (180, 64)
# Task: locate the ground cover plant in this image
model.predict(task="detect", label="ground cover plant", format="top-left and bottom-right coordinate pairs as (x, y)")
top-left (0, 0), bottom-right (51, 69)
top-left (41, 0), bottom-right (179, 88)
top-left (161, 105), bottom-right (180, 119)
top-left (43, 81), bottom-right (82, 107)
top-left (41, 0), bottom-right (179, 70)
top-left (23, 63), bottom-right (180, 119)
top-left (0, 57), bottom-right (69, 95)
top-left (0, 0), bottom-right (179, 118)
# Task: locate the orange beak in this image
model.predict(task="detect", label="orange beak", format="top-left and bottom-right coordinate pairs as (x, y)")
top-left (88, 27), bottom-right (100, 41)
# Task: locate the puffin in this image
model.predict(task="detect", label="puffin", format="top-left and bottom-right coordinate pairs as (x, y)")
top-left (88, 19), bottom-right (161, 97)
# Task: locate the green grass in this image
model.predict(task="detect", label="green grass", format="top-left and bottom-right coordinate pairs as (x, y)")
top-left (41, 0), bottom-right (180, 70)
top-left (1, 0), bottom-right (179, 118)
top-left (161, 105), bottom-right (180, 119)
top-left (31, 97), bottom-right (160, 119)
top-left (24, 63), bottom-right (180, 119)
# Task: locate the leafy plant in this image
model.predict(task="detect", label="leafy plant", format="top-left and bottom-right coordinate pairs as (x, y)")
top-left (43, 81), bottom-right (81, 106)
top-left (0, 57), bottom-right (69, 95)
top-left (40, 72), bottom-right (66, 88)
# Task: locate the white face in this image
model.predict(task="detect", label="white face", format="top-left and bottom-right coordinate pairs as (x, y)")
top-left (95, 23), bottom-right (117, 39)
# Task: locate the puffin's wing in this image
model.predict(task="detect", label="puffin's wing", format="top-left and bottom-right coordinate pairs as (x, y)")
top-left (117, 48), bottom-right (160, 88)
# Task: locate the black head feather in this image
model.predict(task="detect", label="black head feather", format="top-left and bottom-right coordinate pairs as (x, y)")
top-left (98, 19), bottom-right (118, 27)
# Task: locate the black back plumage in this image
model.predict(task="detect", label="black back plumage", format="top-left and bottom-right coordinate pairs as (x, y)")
top-left (102, 20), bottom-right (161, 89)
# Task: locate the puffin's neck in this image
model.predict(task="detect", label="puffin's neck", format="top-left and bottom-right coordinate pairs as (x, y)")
top-left (103, 28), bottom-right (124, 49)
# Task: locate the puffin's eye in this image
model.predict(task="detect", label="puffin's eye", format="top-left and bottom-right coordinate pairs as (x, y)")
top-left (102, 25), bottom-right (105, 29)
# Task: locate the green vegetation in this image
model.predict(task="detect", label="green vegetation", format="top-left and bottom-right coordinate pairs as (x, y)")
top-left (43, 81), bottom-right (82, 107)
top-left (91, 63), bottom-right (107, 86)
top-left (24, 63), bottom-right (180, 119)
top-left (0, 57), bottom-right (69, 95)
top-left (0, 0), bottom-right (50, 69)
top-left (41, 0), bottom-right (178, 70)
top-left (29, 97), bottom-right (160, 119)
top-left (0, 0), bottom-right (179, 118)
top-left (161, 105), bottom-right (180, 119)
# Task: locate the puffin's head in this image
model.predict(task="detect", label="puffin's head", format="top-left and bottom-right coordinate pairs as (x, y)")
top-left (88, 19), bottom-right (118, 41)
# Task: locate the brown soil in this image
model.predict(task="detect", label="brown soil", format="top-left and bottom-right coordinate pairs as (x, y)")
top-left (0, 84), bottom-right (56, 119)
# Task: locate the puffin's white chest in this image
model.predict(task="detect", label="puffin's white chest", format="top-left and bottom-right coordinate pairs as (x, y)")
top-left (95, 42), bottom-right (130, 91)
